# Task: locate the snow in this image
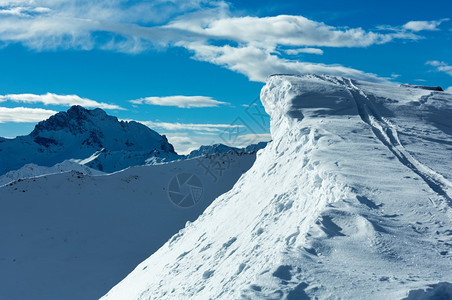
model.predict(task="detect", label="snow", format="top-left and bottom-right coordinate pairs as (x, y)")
top-left (0, 152), bottom-right (258, 300)
top-left (74, 148), bottom-right (105, 165)
top-left (0, 160), bottom-right (104, 187)
top-left (102, 74), bottom-right (452, 299)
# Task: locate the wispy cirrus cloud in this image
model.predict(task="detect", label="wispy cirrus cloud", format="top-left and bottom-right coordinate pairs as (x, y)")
top-left (426, 60), bottom-right (452, 76)
top-left (128, 119), bottom-right (251, 154)
top-left (0, 0), bottom-right (218, 51)
top-left (161, 131), bottom-right (271, 154)
top-left (164, 12), bottom-right (422, 82)
top-left (0, 0), bottom-right (442, 82)
top-left (136, 120), bottom-right (243, 133)
top-left (166, 14), bottom-right (416, 48)
top-left (403, 19), bottom-right (449, 32)
top-left (285, 48), bottom-right (324, 55)
top-left (0, 106), bottom-right (57, 123)
top-left (0, 92), bottom-right (123, 109)
top-left (181, 42), bottom-right (382, 82)
top-left (161, 133), bottom-right (202, 154)
top-left (130, 95), bottom-right (228, 108)
top-left (0, 5), bottom-right (50, 16)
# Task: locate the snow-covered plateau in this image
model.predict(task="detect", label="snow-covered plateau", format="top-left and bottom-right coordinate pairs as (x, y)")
top-left (102, 75), bottom-right (452, 299)
top-left (0, 151), bottom-right (258, 299)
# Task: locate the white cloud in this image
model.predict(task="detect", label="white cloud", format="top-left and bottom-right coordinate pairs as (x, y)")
top-left (0, 6), bottom-right (51, 16)
top-left (445, 87), bottom-right (452, 94)
top-left (127, 119), bottom-right (249, 154)
top-left (167, 15), bottom-right (416, 48)
top-left (182, 43), bottom-right (382, 82)
top-left (137, 120), bottom-right (244, 133)
top-left (123, 116), bottom-right (271, 154)
top-left (162, 133), bottom-right (212, 154)
top-left (166, 13), bottom-right (420, 82)
top-left (285, 48), bottom-right (323, 55)
top-left (130, 95), bottom-right (228, 108)
top-left (0, 0), bottom-right (221, 50)
top-left (403, 19), bottom-right (449, 32)
top-left (0, 1), bottom-right (433, 83)
top-left (0, 106), bottom-right (57, 123)
top-left (0, 92), bottom-right (123, 109)
top-left (426, 60), bottom-right (452, 76)
top-left (161, 131), bottom-right (270, 154)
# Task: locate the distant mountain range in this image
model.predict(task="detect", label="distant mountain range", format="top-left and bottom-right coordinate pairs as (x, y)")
top-left (0, 105), bottom-right (268, 177)
top-left (0, 105), bottom-right (178, 175)
top-left (187, 142), bottom-right (268, 159)
top-left (0, 105), bottom-right (268, 299)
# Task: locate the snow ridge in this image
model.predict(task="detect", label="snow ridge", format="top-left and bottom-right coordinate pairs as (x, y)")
top-left (102, 74), bottom-right (452, 299)
top-left (0, 160), bottom-right (103, 187)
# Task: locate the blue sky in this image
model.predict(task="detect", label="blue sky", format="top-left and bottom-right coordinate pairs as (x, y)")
top-left (0, 0), bottom-right (451, 153)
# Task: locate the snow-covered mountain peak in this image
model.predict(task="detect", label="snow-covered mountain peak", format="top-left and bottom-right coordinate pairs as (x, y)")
top-left (29, 105), bottom-right (173, 152)
top-left (31, 105), bottom-right (110, 135)
top-left (0, 106), bottom-right (178, 174)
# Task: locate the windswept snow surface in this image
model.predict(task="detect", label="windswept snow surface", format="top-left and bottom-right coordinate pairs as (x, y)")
top-left (0, 160), bottom-right (104, 186)
top-left (103, 75), bottom-right (452, 299)
top-left (0, 152), bottom-right (257, 300)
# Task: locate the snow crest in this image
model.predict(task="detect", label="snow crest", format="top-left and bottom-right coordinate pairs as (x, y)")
top-left (103, 75), bottom-right (452, 299)
top-left (0, 160), bottom-right (103, 187)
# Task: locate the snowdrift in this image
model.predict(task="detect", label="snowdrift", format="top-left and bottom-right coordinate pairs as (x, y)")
top-left (103, 75), bottom-right (452, 299)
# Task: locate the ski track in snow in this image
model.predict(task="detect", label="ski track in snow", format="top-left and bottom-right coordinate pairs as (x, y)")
top-left (343, 78), bottom-right (452, 205)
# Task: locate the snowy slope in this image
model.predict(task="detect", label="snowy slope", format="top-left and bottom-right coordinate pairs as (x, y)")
top-left (0, 160), bottom-right (104, 186)
top-left (0, 152), bottom-right (257, 300)
top-left (0, 145), bottom-right (266, 187)
top-left (103, 75), bottom-right (452, 299)
top-left (0, 105), bottom-right (179, 175)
